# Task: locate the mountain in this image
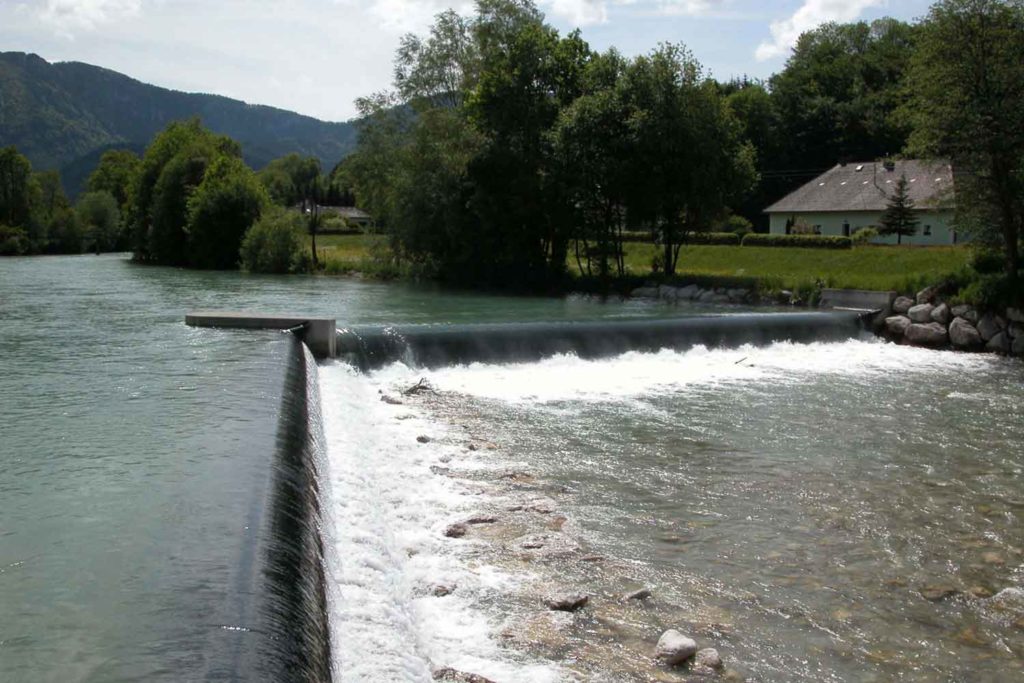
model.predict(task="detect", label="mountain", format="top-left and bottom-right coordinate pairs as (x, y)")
top-left (0, 51), bottom-right (358, 194)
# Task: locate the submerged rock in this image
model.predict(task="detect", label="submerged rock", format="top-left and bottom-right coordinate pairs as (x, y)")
top-left (417, 435), bottom-right (432, 443)
top-left (695, 647), bottom-right (724, 670)
top-left (543, 592), bottom-right (589, 612)
top-left (920, 584), bottom-right (960, 602)
top-left (893, 296), bottom-right (914, 314)
top-left (885, 316), bottom-right (911, 336)
top-left (624, 588), bottom-right (652, 601)
top-left (433, 668), bottom-right (497, 683)
top-left (908, 304), bottom-right (935, 323)
top-left (950, 317), bottom-right (982, 348)
top-left (906, 322), bottom-right (948, 347)
top-left (655, 629), bottom-right (698, 666)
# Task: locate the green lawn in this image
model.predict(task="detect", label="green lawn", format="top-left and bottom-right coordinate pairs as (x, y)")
top-left (308, 234), bottom-right (971, 293)
top-left (605, 243), bottom-right (971, 292)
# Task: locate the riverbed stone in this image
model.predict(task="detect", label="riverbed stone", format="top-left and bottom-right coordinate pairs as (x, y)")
top-left (625, 588), bottom-right (652, 601)
top-left (931, 303), bottom-right (951, 325)
top-left (986, 332), bottom-right (1010, 353)
top-left (694, 648), bottom-right (724, 670)
top-left (655, 629), bottom-right (698, 666)
top-left (908, 303), bottom-right (935, 323)
top-left (433, 668), bottom-right (497, 683)
top-left (885, 315), bottom-right (911, 336)
top-left (916, 285), bottom-right (939, 304)
top-left (893, 296), bottom-right (914, 314)
top-left (920, 584), bottom-right (960, 602)
top-left (444, 523), bottom-right (468, 538)
top-left (543, 593), bottom-right (589, 612)
top-left (977, 314), bottom-right (1004, 341)
top-left (987, 587), bottom-right (1024, 616)
top-left (949, 318), bottom-right (983, 348)
top-left (906, 322), bottom-right (949, 347)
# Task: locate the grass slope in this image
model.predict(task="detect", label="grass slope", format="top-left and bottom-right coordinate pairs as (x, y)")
top-left (309, 234), bottom-right (970, 292)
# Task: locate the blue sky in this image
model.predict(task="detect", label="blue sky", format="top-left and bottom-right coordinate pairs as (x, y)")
top-left (0, 0), bottom-right (934, 122)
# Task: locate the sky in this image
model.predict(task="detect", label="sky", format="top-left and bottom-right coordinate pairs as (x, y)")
top-left (0, 0), bottom-right (934, 122)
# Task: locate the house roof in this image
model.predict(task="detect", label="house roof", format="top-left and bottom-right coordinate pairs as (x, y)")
top-left (764, 160), bottom-right (955, 214)
top-left (319, 205), bottom-right (372, 220)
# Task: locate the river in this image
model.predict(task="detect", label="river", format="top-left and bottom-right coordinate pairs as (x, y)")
top-left (1, 254), bottom-right (1022, 682)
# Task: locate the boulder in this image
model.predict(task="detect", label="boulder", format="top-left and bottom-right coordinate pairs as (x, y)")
top-left (678, 284), bottom-right (701, 300)
top-left (916, 285), bottom-right (939, 304)
top-left (949, 318), bottom-right (983, 349)
top-left (987, 332), bottom-right (1010, 353)
top-left (951, 304), bottom-right (972, 318)
top-left (1008, 308), bottom-right (1024, 323)
top-left (931, 303), bottom-right (951, 325)
top-left (906, 323), bottom-right (949, 347)
top-left (631, 287), bottom-right (659, 298)
top-left (698, 290), bottom-right (716, 303)
top-left (908, 304), bottom-right (935, 323)
top-left (893, 296), bottom-right (914, 314)
top-left (1014, 336), bottom-right (1024, 356)
top-left (444, 523), bottom-right (468, 538)
top-left (727, 288), bottom-right (749, 302)
top-left (655, 629), bottom-right (698, 666)
top-left (694, 648), bottom-right (723, 670)
top-left (1009, 322), bottom-right (1024, 339)
top-left (977, 313), bottom-right (1004, 342)
top-left (658, 285), bottom-right (679, 301)
top-left (885, 316), bottom-right (911, 337)
top-left (543, 593), bottom-right (589, 612)
top-left (417, 435), bottom-right (432, 443)
top-left (962, 308), bottom-right (981, 325)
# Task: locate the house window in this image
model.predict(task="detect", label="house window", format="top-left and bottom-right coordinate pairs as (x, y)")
top-left (923, 225), bottom-right (932, 236)
top-left (814, 225), bottom-right (822, 235)
top-left (842, 221), bottom-right (850, 237)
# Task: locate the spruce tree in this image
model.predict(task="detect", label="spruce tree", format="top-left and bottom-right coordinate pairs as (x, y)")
top-left (878, 174), bottom-right (919, 245)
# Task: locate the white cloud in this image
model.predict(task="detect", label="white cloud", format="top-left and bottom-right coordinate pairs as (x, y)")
top-left (755, 0), bottom-right (886, 61)
top-left (38, 0), bottom-right (141, 31)
top-left (544, 0), bottom-right (726, 26)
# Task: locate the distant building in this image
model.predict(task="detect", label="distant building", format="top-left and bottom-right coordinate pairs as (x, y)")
top-left (765, 160), bottom-right (958, 245)
top-left (302, 205), bottom-right (375, 231)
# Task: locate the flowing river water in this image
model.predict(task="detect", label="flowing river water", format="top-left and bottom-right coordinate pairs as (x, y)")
top-left (1, 255), bottom-right (1023, 682)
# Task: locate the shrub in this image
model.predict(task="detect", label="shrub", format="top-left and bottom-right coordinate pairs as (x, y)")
top-left (791, 221), bottom-right (817, 235)
top-left (957, 270), bottom-right (1024, 310)
top-left (851, 227), bottom-right (879, 245)
top-left (720, 215), bottom-right (754, 237)
top-left (240, 208), bottom-right (310, 274)
top-left (970, 249), bottom-right (1006, 275)
top-left (742, 234), bottom-right (853, 250)
top-left (686, 232), bottom-right (741, 246)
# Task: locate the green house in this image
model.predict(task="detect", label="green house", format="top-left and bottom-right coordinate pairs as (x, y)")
top-left (765, 160), bottom-right (958, 245)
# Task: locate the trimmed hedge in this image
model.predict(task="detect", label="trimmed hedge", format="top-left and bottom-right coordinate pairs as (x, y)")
top-left (742, 233), bottom-right (852, 250)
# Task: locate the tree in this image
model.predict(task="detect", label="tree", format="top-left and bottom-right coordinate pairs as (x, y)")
top-left (878, 174), bottom-right (919, 244)
top-left (0, 147), bottom-right (35, 230)
top-left (186, 155), bottom-right (268, 269)
top-left (907, 0), bottom-right (1024, 286)
top-left (87, 149), bottom-right (141, 213)
top-left (76, 190), bottom-right (121, 253)
top-left (239, 206), bottom-right (310, 274)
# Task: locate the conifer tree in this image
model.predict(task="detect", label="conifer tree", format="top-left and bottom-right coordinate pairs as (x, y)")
top-left (878, 174), bottom-right (919, 244)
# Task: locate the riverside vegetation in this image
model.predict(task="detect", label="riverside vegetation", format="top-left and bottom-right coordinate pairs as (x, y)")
top-left (0, 0), bottom-right (1020, 316)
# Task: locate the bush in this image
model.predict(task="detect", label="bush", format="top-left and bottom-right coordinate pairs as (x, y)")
top-left (687, 232), bottom-right (741, 246)
top-left (957, 270), bottom-right (1024, 310)
top-left (720, 215), bottom-right (754, 237)
top-left (970, 249), bottom-right (1006, 275)
top-left (851, 227), bottom-right (879, 245)
top-left (0, 224), bottom-right (28, 255)
top-left (240, 208), bottom-right (310, 274)
top-left (742, 233), bottom-right (853, 250)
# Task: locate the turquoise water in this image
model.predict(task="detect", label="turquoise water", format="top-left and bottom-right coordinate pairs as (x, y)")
top-left (0, 254), bottom-right (672, 681)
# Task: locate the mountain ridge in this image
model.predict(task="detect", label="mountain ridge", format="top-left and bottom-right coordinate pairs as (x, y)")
top-left (0, 51), bottom-right (358, 193)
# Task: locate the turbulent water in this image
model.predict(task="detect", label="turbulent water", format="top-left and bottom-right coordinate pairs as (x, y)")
top-left (2, 254), bottom-right (1022, 682)
top-left (317, 340), bottom-right (1024, 682)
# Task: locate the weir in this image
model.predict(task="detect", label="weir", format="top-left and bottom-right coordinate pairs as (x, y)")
top-left (336, 311), bottom-right (868, 370)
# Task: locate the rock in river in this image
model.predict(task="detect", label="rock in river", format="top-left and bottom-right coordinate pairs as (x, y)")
top-left (949, 317), bottom-right (982, 348)
top-left (885, 316), bottom-right (911, 336)
top-left (655, 629), bottom-right (698, 666)
top-left (908, 303), bottom-right (935, 323)
top-left (906, 322), bottom-right (948, 347)
top-left (544, 593), bottom-right (589, 612)
top-left (694, 647), bottom-right (724, 670)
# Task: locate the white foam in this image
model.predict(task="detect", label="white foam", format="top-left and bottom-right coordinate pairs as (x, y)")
top-left (318, 362), bottom-right (563, 683)
top-left (370, 339), bottom-right (999, 403)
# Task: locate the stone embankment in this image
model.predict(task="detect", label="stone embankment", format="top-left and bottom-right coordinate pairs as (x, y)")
top-left (631, 284), bottom-right (764, 305)
top-left (882, 287), bottom-right (1024, 356)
